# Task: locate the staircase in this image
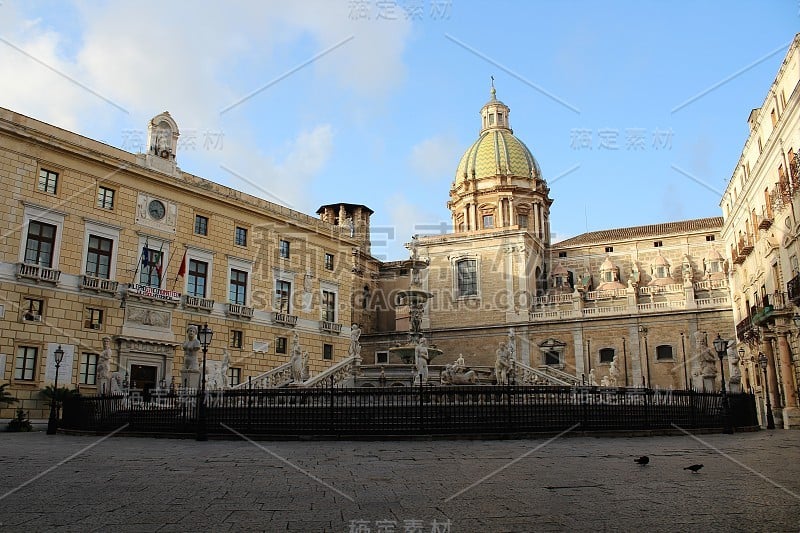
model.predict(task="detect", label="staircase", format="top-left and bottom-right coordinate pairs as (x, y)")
top-left (514, 361), bottom-right (580, 386)
top-left (232, 362), bottom-right (293, 389)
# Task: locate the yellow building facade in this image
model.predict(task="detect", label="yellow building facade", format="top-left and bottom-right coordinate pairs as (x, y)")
top-left (0, 109), bottom-right (361, 420)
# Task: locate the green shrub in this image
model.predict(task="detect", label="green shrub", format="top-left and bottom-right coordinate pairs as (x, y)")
top-left (7, 409), bottom-right (32, 432)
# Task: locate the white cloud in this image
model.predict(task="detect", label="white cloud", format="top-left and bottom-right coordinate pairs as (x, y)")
top-left (0, 1), bottom-right (411, 213)
top-left (409, 135), bottom-right (461, 182)
top-left (374, 193), bottom-right (448, 260)
top-left (214, 124), bottom-right (334, 212)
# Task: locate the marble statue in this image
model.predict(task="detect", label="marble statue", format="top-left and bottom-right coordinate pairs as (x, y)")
top-left (97, 336), bottom-right (113, 395)
top-left (609, 355), bottom-right (621, 386)
top-left (495, 341), bottom-right (512, 385)
top-left (290, 332), bottom-right (304, 382)
top-left (600, 375), bottom-right (611, 387)
top-left (694, 331), bottom-right (717, 378)
top-left (182, 325), bottom-right (201, 372)
top-left (220, 349), bottom-right (230, 389)
top-left (588, 368), bottom-right (597, 386)
top-left (415, 337), bottom-right (429, 384)
top-left (349, 323), bottom-right (362, 357)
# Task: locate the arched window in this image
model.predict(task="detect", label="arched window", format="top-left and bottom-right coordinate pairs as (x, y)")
top-left (656, 345), bottom-right (673, 360)
top-left (599, 348), bottom-right (615, 363)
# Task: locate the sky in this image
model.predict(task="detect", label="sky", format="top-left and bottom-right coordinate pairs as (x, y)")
top-left (1, 1), bottom-right (798, 261)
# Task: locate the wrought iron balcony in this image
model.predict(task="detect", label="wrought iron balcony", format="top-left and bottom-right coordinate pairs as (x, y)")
top-left (736, 315), bottom-right (756, 342)
top-left (81, 275), bottom-right (119, 294)
top-left (17, 263), bottom-right (61, 284)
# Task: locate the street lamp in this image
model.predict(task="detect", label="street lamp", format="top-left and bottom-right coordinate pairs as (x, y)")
top-left (712, 334), bottom-right (734, 434)
top-left (46, 345), bottom-right (65, 435)
top-left (638, 326), bottom-right (651, 388)
top-left (196, 323), bottom-right (213, 441)
top-left (758, 352), bottom-right (776, 429)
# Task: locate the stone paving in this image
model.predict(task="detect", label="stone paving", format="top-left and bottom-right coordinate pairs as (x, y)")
top-left (0, 429), bottom-right (798, 532)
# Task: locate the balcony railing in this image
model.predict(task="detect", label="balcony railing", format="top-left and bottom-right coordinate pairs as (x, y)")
top-left (184, 295), bottom-right (215, 312)
top-left (17, 263), bottom-right (61, 284)
top-left (319, 320), bottom-right (342, 334)
top-left (81, 275), bottom-right (119, 294)
top-left (227, 303), bottom-right (254, 318)
top-left (273, 311), bottom-right (298, 326)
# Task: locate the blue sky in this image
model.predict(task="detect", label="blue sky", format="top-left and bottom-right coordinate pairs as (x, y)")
top-left (1, 1), bottom-right (798, 260)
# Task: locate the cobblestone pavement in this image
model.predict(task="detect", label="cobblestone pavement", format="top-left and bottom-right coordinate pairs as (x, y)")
top-left (0, 429), bottom-right (798, 532)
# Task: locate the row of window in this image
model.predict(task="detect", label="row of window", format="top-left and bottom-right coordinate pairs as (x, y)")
top-left (35, 168), bottom-right (335, 257)
top-left (13, 345), bottom-right (244, 386)
top-left (23, 219), bottom-right (340, 317)
top-left (557, 237), bottom-right (716, 258)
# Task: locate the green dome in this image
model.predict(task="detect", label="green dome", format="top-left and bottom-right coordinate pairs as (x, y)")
top-left (455, 129), bottom-right (541, 183)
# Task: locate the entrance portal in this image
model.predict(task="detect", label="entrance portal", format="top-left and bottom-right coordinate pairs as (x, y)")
top-left (130, 364), bottom-right (158, 393)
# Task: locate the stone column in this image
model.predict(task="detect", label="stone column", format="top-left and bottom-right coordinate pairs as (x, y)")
top-left (463, 206), bottom-right (470, 231)
top-left (762, 338), bottom-right (782, 419)
top-left (776, 331), bottom-right (800, 427)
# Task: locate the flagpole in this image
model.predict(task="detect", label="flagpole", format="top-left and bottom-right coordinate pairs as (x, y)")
top-left (172, 248), bottom-right (187, 291)
top-left (154, 241), bottom-right (165, 287)
top-left (131, 237), bottom-right (148, 284)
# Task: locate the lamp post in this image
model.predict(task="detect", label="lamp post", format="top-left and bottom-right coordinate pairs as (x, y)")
top-left (681, 332), bottom-right (689, 390)
top-left (196, 323), bottom-right (213, 441)
top-left (758, 352), bottom-right (776, 429)
top-left (46, 345), bottom-right (65, 435)
top-left (712, 334), bottom-right (734, 434)
top-left (739, 347), bottom-right (749, 392)
top-left (638, 326), bottom-right (651, 388)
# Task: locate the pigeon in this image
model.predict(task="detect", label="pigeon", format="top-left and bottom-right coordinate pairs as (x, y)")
top-left (684, 464), bottom-right (704, 473)
top-left (634, 456), bottom-right (650, 465)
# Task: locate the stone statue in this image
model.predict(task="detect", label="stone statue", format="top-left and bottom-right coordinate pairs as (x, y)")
top-left (182, 325), bottom-right (201, 372)
top-left (346, 217), bottom-right (355, 237)
top-left (415, 337), bottom-right (429, 384)
top-left (454, 354), bottom-right (466, 373)
top-left (694, 331), bottom-right (717, 379)
top-left (495, 341), bottom-right (512, 385)
top-left (600, 375), bottom-right (611, 387)
top-left (349, 324), bottom-right (362, 357)
top-left (409, 234), bottom-right (419, 261)
top-left (504, 327), bottom-right (517, 368)
top-left (728, 345), bottom-right (741, 392)
top-left (440, 364), bottom-right (477, 385)
top-left (588, 368), bottom-right (597, 386)
top-left (97, 336), bottom-right (113, 395)
top-left (609, 355), bottom-right (621, 386)
top-left (290, 332), bottom-right (304, 382)
top-left (301, 350), bottom-right (310, 381)
top-left (220, 349), bottom-right (230, 389)
top-left (682, 256), bottom-right (693, 285)
top-left (109, 370), bottom-right (126, 395)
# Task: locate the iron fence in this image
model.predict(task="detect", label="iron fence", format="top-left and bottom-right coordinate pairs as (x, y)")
top-left (61, 386), bottom-right (758, 438)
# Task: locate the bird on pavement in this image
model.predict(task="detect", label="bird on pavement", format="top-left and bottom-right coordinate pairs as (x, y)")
top-left (634, 456), bottom-right (649, 465)
top-left (684, 464), bottom-right (704, 473)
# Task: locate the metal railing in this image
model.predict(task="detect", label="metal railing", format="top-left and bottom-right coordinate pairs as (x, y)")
top-left (61, 387), bottom-right (758, 437)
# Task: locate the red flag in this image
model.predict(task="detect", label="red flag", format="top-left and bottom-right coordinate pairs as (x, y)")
top-left (177, 250), bottom-right (187, 278)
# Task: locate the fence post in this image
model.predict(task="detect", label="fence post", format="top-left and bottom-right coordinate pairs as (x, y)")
top-left (418, 374), bottom-right (424, 434)
top-left (644, 389), bottom-right (650, 429)
top-left (247, 376), bottom-right (253, 432)
top-left (507, 386), bottom-right (512, 433)
top-left (689, 390), bottom-right (696, 428)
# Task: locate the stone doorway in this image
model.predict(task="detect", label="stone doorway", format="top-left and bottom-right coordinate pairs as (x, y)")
top-left (130, 364), bottom-right (158, 393)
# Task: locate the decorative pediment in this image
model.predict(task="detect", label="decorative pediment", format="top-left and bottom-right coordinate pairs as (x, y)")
top-left (539, 338), bottom-right (566, 349)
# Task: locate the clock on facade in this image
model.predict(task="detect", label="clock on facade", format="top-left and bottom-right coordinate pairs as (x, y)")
top-left (148, 199), bottom-right (166, 220)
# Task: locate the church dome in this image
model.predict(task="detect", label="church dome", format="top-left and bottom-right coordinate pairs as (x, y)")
top-left (454, 85), bottom-right (541, 183)
top-left (455, 129), bottom-right (541, 182)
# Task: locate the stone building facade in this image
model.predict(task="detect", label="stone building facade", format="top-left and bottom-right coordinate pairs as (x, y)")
top-left (359, 87), bottom-right (734, 391)
top-left (0, 108), bottom-right (361, 420)
top-left (721, 32), bottom-right (800, 428)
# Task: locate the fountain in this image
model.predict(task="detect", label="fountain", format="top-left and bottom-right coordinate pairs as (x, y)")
top-left (388, 235), bottom-right (442, 366)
